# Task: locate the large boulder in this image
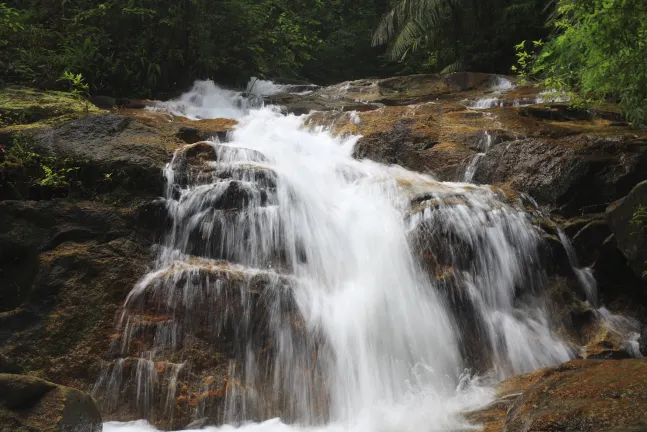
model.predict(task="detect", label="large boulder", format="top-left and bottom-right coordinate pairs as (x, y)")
top-left (608, 181), bottom-right (647, 280)
top-left (0, 373), bottom-right (102, 432)
top-left (474, 136), bottom-right (647, 216)
top-left (28, 114), bottom-right (178, 195)
top-left (465, 359), bottom-right (647, 432)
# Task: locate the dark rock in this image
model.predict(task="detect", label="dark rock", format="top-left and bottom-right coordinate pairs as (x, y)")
top-left (0, 199), bottom-right (152, 389)
top-left (0, 373), bottom-right (102, 432)
top-left (90, 95), bottom-right (116, 109)
top-left (176, 126), bottom-right (229, 144)
top-left (519, 104), bottom-right (592, 121)
top-left (572, 219), bottom-right (612, 266)
top-left (474, 138), bottom-right (647, 216)
top-left (608, 181), bottom-right (647, 280)
top-left (640, 327), bottom-right (647, 356)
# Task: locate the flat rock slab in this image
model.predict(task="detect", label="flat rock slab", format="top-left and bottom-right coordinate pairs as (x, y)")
top-left (466, 359), bottom-right (647, 432)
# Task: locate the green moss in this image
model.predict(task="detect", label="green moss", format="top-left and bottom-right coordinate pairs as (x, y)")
top-left (0, 86), bottom-right (104, 130)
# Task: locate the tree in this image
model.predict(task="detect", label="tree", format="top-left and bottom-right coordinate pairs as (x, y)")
top-left (532, 0), bottom-right (647, 126)
top-left (372, 0), bottom-right (550, 74)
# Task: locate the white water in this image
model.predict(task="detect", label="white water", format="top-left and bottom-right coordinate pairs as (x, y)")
top-left (463, 132), bottom-right (493, 183)
top-left (100, 81), bottom-right (575, 431)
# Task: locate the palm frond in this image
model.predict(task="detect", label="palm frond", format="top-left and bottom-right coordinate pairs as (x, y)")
top-left (372, 0), bottom-right (462, 47)
top-left (387, 19), bottom-right (428, 60)
top-left (440, 59), bottom-right (465, 74)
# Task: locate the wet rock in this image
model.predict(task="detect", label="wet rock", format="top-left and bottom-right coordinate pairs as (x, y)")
top-left (0, 373), bottom-right (102, 431)
top-left (519, 104), bottom-right (591, 121)
top-left (608, 180), bottom-right (647, 280)
top-left (506, 359), bottom-right (647, 432)
top-left (466, 359), bottom-right (647, 432)
top-left (572, 218), bottom-right (612, 266)
top-left (640, 327), bottom-right (647, 356)
top-left (94, 258), bottom-right (301, 428)
top-left (185, 417), bottom-right (210, 429)
top-left (474, 137), bottom-right (647, 216)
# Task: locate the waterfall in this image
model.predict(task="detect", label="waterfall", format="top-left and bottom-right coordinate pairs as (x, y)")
top-left (99, 80), bottom-right (574, 431)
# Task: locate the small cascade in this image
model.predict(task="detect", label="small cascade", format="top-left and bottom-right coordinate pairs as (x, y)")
top-left (468, 77), bottom-right (514, 109)
top-left (557, 228), bottom-right (598, 305)
top-left (556, 228), bottom-right (643, 358)
top-left (463, 131), bottom-right (492, 183)
top-left (97, 81), bottom-right (586, 431)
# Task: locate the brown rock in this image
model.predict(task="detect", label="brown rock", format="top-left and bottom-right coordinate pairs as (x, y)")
top-left (466, 359), bottom-right (647, 432)
top-left (0, 373), bottom-right (102, 432)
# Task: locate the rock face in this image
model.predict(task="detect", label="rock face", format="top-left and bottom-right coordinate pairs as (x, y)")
top-left (466, 359), bottom-right (647, 432)
top-left (0, 373), bottom-right (102, 432)
top-left (0, 199), bottom-right (156, 388)
top-left (608, 180), bottom-right (647, 280)
top-left (474, 136), bottom-right (647, 217)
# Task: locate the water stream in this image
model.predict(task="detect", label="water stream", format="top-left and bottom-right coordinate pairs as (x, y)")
top-left (98, 80), bottom-right (576, 431)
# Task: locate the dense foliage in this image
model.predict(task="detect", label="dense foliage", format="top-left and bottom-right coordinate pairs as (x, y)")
top-left (372, 0), bottom-right (550, 74)
top-left (0, 0), bottom-right (390, 96)
top-left (531, 0), bottom-right (647, 126)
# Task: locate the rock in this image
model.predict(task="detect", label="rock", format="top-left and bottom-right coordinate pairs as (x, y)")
top-left (90, 95), bottom-right (116, 109)
top-left (28, 114), bottom-right (178, 195)
top-left (0, 373), bottom-right (102, 432)
top-left (474, 137), bottom-right (647, 216)
top-left (466, 359), bottom-right (647, 432)
top-left (572, 218), bottom-right (612, 266)
top-left (117, 98), bottom-right (154, 109)
top-left (0, 199), bottom-right (153, 388)
top-left (185, 417), bottom-right (210, 429)
top-left (506, 359), bottom-right (647, 432)
top-left (608, 181), bottom-right (647, 280)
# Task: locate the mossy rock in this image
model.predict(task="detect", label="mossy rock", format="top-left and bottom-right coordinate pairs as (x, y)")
top-left (0, 374), bottom-right (102, 432)
top-left (0, 86), bottom-right (105, 144)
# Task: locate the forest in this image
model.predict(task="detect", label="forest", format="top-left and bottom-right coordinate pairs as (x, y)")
top-left (0, 0), bottom-right (646, 125)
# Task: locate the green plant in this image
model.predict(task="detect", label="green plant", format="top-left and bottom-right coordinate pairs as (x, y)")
top-left (1, 137), bottom-right (79, 194)
top-left (531, 0), bottom-right (647, 127)
top-left (631, 205), bottom-right (647, 276)
top-left (38, 162), bottom-right (79, 188)
top-left (58, 71), bottom-right (90, 111)
top-left (372, 0), bottom-right (550, 74)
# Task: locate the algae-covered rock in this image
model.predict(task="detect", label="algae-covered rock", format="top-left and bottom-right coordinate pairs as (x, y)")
top-left (0, 373), bottom-right (102, 432)
top-left (0, 86), bottom-right (104, 143)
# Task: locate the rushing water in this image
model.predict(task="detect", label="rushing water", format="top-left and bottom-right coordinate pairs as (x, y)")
top-left (97, 80), bottom-right (579, 431)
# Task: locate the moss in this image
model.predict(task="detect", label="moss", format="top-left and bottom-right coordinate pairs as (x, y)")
top-left (0, 86), bottom-right (104, 129)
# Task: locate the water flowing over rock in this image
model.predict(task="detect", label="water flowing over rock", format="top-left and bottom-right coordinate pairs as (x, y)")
top-left (3, 75), bottom-right (647, 432)
top-left (90, 81), bottom-right (601, 431)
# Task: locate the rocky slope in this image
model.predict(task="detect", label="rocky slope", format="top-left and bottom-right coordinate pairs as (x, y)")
top-left (1, 75), bottom-right (647, 429)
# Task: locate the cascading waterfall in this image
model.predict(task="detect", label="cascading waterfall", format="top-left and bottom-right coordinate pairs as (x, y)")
top-left (99, 80), bottom-right (576, 432)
